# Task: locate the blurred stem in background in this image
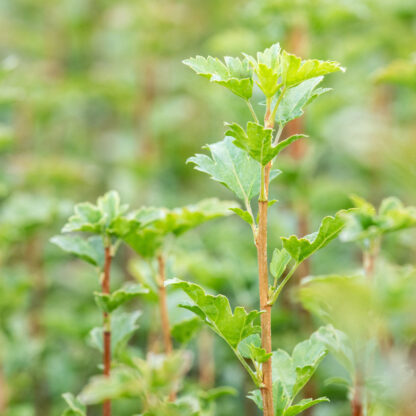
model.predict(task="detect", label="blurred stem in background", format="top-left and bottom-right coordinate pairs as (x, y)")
top-left (102, 244), bottom-right (113, 416)
top-left (157, 253), bottom-right (173, 356)
top-left (27, 236), bottom-right (50, 416)
top-left (198, 329), bottom-right (215, 389)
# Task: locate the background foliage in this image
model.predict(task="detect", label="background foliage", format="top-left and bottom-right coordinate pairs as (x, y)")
top-left (0, 0), bottom-right (415, 415)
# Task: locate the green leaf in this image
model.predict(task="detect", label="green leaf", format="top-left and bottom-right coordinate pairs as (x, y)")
top-left (229, 207), bottom-right (254, 225)
top-left (171, 317), bottom-right (203, 344)
top-left (238, 334), bottom-right (261, 358)
top-left (62, 202), bottom-right (103, 233)
top-left (61, 191), bottom-right (131, 236)
top-left (122, 228), bottom-right (164, 259)
top-left (282, 210), bottom-right (347, 263)
top-left (274, 134), bottom-right (308, 156)
top-left (97, 190), bottom-right (129, 227)
top-left (270, 248), bottom-right (291, 280)
top-left (167, 279), bottom-right (261, 349)
top-left (311, 325), bottom-right (355, 376)
top-left (243, 43), bottom-right (281, 97)
top-left (198, 386), bottom-right (237, 402)
top-left (121, 199), bottom-right (235, 258)
top-left (94, 283), bottom-right (149, 313)
top-left (154, 198), bottom-right (237, 236)
top-left (187, 137), bottom-right (280, 203)
top-left (227, 122), bottom-right (306, 165)
top-left (226, 122), bottom-right (273, 166)
top-left (50, 234), bottom-right (104, 268)
top-left (183, 55), bottom-right (253, 99)
top-left (275, 77), bottom-right (331, 125)
top-left (79, 352), bottom-right (191, 405)
top-left (249, 345), bottom-right (272, 364)
top-left (374, 58), bottom-right (416, 89)
top-left (281, 50), bottom-right (344, 88)
top-left (284, 397), bottom-right (329, 416)
top-left (248, 330), bottom-right (327, 414)
top-left (62, 393), bottom-right (86, 416)
top-left (340, 195), bottom-right (416, 243)
top-left (299, 274), bottom-right (376, 345)
top-left (88, 311), bottom-right (141, 355)
top-left (238, 334), bottom-right (271, 364)
top-left (291, 336), bottom-right (327, 397)
top-left (324, 377), bottom-right (351, 387)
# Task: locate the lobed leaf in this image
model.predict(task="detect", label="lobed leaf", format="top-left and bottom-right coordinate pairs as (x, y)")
top-left (94, 283), bottom-right (149, 313)
top-left (227, 122), bottom-right (272, 166)
top-left (88, 311), bottom-right (141, 356)
top-left (183, 55), bottom-right (253, 99)
top-left (311, 325), bottom-right (355, 377)
top-left (187, 137), bottom-right (280, 204)
top-left (167, 279), bottom-right (261, 349)
top-left (50, 234), bottom-right (104, 268)
top-left (275, 77), bottom-right (331, 126)
top-left (238, 334), bottom-right (272, 364)
top-left (282, 210), bottom-right (347, 263)
top-left (62, 393), bottom-right (86, 416)
top-left (79, 352), bottom-right (191, 406)
top-left (121, 199), bottom-right (235, 258)
top-left (243, 43), bottom-right (281, 97)
top-left (154, 198), bottom-right (236, 236)
top-left (281, 50), bottom-right (344, 88)
top-left (340, 195), bottom-right (416, 244)
top-left (248, 330), bottom-right (328, 414)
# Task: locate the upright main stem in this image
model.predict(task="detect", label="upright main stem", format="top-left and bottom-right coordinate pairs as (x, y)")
top-left (102, 245), bottom-right (112, 416)
top-left (255, 99), bottom-right (274, 416)
top-left (256, 193), bottom-right (274, 416)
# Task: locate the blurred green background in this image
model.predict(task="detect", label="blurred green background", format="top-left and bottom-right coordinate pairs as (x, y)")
top-left (0, 0), bottom-right (415, 415)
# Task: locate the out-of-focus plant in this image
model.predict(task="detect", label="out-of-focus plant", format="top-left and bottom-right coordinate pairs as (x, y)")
top-left (299, 196), bottom-right (416, 416)
top-left (340, 196), bottom-right (416, 277)
top-left (118, 197), bottom-right (235, 398)
top-left (375, 56), bottom-right (416, 90)
top-left (51, 191), bottom-right (236, 415)
top-left (51, 191), bottom-right (150, 415)
top-left (173, 42), bottom-right (346, 416)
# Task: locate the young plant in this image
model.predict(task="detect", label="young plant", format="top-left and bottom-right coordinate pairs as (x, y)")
top-left (340, 195), bottom-right (416, 277)
top-left (300, 196), bottom-right (416, 416)
top-left (175, 43), bottom-right (346, 415)
top-left (51, 191), bottom-right (150, 416)
top-left (52, 193), bottom-right (236, 414)
top-left (118, 198), bottom-right (234, 398)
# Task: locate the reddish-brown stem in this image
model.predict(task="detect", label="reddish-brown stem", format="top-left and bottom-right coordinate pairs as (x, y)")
top-left (256, 160), bottom-right (274, 416)
top-left (157, 254), bottom-right (176, 401)
top-left (102, 245), bottom-right (112, 416)
top-left (351, 374), bottom-right (363, 416)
